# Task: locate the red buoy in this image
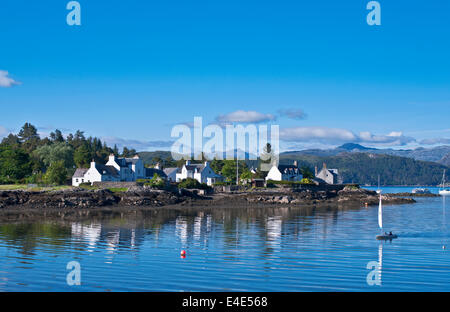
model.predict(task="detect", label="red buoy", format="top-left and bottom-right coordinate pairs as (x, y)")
top-left (180, 250), bottom-right (186, 257)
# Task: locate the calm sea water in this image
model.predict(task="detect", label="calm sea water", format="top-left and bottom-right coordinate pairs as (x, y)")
top-left (0, 188), bottom-right (449, 292)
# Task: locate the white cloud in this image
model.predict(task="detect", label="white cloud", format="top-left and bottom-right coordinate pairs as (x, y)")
top-left (0, 70), bottom-right (20, 88)
top-left (357, 131), bottom-right (415, 146)
top-left (216, 110), bottom-right (276, 124)
top-left (278, 108), bottom-right (307, 120)
top-left (280, 127), bottom-right (415, 146)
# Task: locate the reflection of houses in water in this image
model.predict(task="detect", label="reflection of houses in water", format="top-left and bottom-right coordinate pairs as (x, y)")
top-left (105, 229), bottom-right (120, 254)
top-left (70, 222), bottom-right (147, 253)
top-left (266, 216), bottom-right (282, 249)
top-left (71, 223), bottom-right (101, 251)
top-left (174, 213), bottom-right (213, 247)
top-left (206, 215), bottom-right (212, 233)
top-left (194, 216), bottom-right (202, 240)
top-left (176, 217), bottom-right (188, 246)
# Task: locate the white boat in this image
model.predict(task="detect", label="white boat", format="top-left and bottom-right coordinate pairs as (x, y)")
top-left (439, 170), bottom-right (450, 196)
top-left (375, 190), bottom-right (398, 240)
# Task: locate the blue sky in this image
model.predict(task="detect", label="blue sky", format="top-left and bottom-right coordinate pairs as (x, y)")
top-left (1, 0), bottom-right (450, 151)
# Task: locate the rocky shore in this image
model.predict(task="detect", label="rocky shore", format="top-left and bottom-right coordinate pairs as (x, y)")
top-left (0, 187), bottom-right (187, 210)
top-left (0, 186), bottom-right (416, 211)
top-left (200, 187), bottom-right (416, 207)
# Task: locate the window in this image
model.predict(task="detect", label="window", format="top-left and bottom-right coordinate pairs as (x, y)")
top-left (76, 179), bottom-right (79, 182)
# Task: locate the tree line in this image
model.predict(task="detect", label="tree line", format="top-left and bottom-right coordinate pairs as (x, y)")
top-left (0, 123), bottom-right (138, 185)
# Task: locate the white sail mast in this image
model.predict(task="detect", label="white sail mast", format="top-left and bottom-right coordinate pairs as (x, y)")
top-left (378, 191), bottom-right (383, 230)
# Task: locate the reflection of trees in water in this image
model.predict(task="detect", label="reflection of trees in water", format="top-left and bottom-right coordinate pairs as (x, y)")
top-left (0, 222), bottom-right (71, 255)
top-left (0, 203), bottom-right (362, 254)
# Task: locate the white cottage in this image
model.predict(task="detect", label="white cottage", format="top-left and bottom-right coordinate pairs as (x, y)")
top-left (265, 161), bottom-right (303, 182)
top-left (106, 154), bottom-right (145, 181)
top-left (176, 160), bottom-right (223, 186)
top-left (72, 154), bottom-right (148, 186)
top-left (315, 163), bottom-right (342, 184)
top-left (72, 161), bottom-right (120, 186)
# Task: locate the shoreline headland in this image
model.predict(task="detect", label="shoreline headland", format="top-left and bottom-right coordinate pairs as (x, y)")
top-left (0, 185), bottom-right (419, 213)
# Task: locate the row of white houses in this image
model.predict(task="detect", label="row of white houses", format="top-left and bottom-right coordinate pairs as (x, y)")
top-left (72, 154), bottom-right (341, 187)
top-left (72, 155), bottom-right (225, 187)
top-left (72, 154), bottom-right (163, 186)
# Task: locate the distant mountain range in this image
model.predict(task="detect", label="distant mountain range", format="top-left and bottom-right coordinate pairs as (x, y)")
top-left (279, 152), bottom-right (448, 186)
top-left (280, 143), bottom-right (450, 185)
top-left (283, 143), bottom-right (450, 167)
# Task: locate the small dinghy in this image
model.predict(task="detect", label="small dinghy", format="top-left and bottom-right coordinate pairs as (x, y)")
top-left (376, 233), bottom-right (398, 240)
top-left (375, 189), bottom-right (398, 240)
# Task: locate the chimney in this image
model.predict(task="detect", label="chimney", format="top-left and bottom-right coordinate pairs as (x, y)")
top-left (186, 160), bottom-right (191, 166)
top-left (155, 163), bottom-right (161, 170)
top-left (109, 154), bottom-right (115, 162)
top-left (90, 160), bottom-right (96, 169)
top-left (293, 160), bottom-right (298, 167)
top-left (204, 161), bottom-right (209, 167)
top-left (323, 162), bottom-right (327, 170)
top-left (315, 166), bottom-right (318, 176)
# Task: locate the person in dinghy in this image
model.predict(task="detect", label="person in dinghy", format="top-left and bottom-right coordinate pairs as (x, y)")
top-left (377, 232), bottom-right (398, 240)
top-left (376, 231), bottom-right (398, 240)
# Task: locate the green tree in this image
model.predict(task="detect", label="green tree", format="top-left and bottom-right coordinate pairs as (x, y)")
top-left (179, 178), bottom-right (208, 189)
top-left (18, 123), bottom-right (40, 152)
top-left (34, 142), bottom-right (74, 169)
top-left (240, 168), bottom-right (253, 181)
top-left (49, 129), bottom-right (64, 143)
top-left (300, 165), bottom-right (314, 179)
top-left (43, 161), bottom-right (68, 185)
top-left (210, 158), bottom-right (225, 174)
top-left (113, 144), bottom-right (119, 156)
top-left (221, 160), bottom-right (248, 184)
top-left (0, 133), bottom-right (21, 148)
top-left (0, 146), bottom-right (32, 180)
top-left (74, 144), bottom-right (92, 168)
top-left (146, 173), bottom-right (165, 189)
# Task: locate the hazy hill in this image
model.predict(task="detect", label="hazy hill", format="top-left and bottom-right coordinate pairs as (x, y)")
top-left (280, 152), bottom-right (448, 186)
top-left (285, 144), bottom-right (450, 166)
top-left (138, 151), bottom-right (173, 165)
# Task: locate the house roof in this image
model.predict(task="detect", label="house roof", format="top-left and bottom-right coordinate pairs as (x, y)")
top-left (125, 158), bottom-right (140, 165)
top-left (320, 168), bottom-right (339, 176)
top-left (163, 167), bottom-right (179, 175)
top-left (95, 164), bottom-right (119, 177)
top-left (277, 165), bottom-right (301, 175)
top-left (145, 168), bottom-right (167, 179)
top-left (185, 164), bottom-right (206, 173)
top-left (110, 157), bottom-right (140, 168)
top-left (73, 168), bottom-right (88, 178)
